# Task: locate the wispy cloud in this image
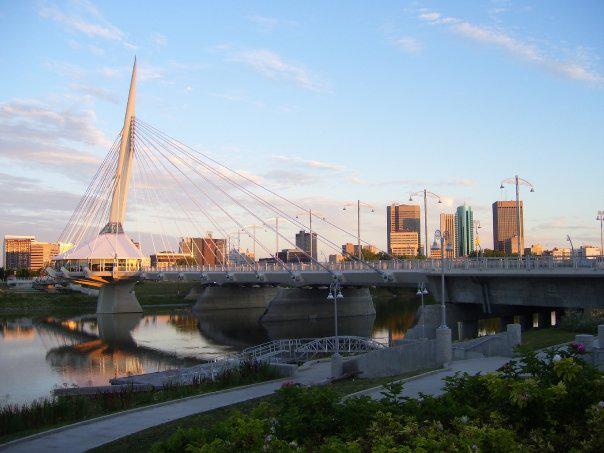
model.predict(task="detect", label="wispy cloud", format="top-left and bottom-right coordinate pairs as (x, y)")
top-left (150, 32), bottom-right (167, 49)
top-left (229, 48), bottom-right (330, 93)
top-left (248, 14), bottom-right (298, 31)
top-left (0, 98), bottom-right (109, 179)
top-left (392, 36), bottom-right (423, 54)
top-left (270, 155), bottom-right (345, 171)
top-left (69, 83), bottom-right (119, 104)
top-left (419, 10), bottom-right (603, 85)
top-left (38, 0), bottom-right (135, 49)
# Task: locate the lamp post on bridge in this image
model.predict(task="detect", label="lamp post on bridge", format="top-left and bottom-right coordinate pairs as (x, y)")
top-left (295, 210), bottom-right (326, 268)
top-left (432, 229), bottom-right (453, 328)
top-left (409, 189), bottom-right (442, 258)
top-left (327, 280), bottom-right (344, 378)
top-left (342, 200), bottom-right (374, 261)
top-left (416, 282), bottom-right (429, 339)
top-left (264, 216), bottom-right (285, 258)
top-left (597, 210), bottom-right (604, 259)
top-left (242, 224), bottom-right (265, 267)
top-left (499, 175), bottom-right (534, 259)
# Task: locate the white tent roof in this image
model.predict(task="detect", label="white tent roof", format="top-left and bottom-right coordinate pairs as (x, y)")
top-left (54, 232), bottom-right (143, 260)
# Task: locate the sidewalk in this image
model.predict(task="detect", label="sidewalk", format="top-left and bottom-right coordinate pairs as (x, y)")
top-left (0, 357), bottom-right (509, 452)
top-left (358, 356), bottom-right (510, 400)
top-left (0, 360), bottom-right (334, 453)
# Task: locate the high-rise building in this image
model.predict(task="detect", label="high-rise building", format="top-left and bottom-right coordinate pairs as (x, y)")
top-left (524, 244), bottom-right (543, 256)
top-left (3, 235), bottom-right (35, 270)
top-left (492, 201), bottom-right (524, 254)
top-left (388, 231), bottom-right (419, 257)
top-left (30, 242), bottom-right (60, 271)
top-left (439, 213), bottom-right (457, 258)
top-left (295, 230), bottom-right (317, 260)
top-left (456, 204), bottom-right (474, 256)
top-left (387, 204), bottom-right (420, 256)
top-left (179, 236), bottom-right (226, 265)
top-left (342, 243), bottom-right (356, 256)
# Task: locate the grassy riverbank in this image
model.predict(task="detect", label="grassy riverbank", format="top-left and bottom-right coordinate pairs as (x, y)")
top-left (91, 368), bottom-right (437, 453)
top-left (0, 282), bottom-right (194, 314)
top-left (0, 362), bottom-right (279, 444)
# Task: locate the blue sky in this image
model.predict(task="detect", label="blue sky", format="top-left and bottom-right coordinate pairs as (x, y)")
top-left (0, 0), bottom-right (602, 259)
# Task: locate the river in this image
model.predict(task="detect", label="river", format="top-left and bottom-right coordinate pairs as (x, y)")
top-left (0, 293), bottom-right (559, 405)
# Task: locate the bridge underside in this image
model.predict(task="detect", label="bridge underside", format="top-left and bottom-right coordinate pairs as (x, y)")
top-left (427, 274), bottom-right (604, 310)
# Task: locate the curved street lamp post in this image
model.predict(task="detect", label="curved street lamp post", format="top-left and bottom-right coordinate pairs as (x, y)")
top-left (500, 175), bottom-right (534, 259)
top-left (432, 229), bottom-right (453, 328)
top-left (409, 189), bottom-right (442, 257)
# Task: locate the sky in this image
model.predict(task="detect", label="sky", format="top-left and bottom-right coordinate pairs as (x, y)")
top-left (0, 0), bottom-right (603, 262)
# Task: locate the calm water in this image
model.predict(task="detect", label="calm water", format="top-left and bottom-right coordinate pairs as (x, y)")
top-left (0, 298), bottom-right (557, 405)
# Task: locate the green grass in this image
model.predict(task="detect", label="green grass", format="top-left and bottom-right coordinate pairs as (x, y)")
top-left (91, 368), bottom-right (437, 453)
top-left (0, 282), bottom-right (194, 314)
top-left (521, 328), bottom-right (577, 350)
top-left (0, 363), bottom-right (279, 444)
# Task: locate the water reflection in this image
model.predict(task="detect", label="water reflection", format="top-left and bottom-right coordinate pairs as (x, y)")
top-left (0, 297), bottom-right (566, 405)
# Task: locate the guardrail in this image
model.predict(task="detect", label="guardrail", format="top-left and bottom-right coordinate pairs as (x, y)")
top-left (142, 256), bottom-right (604, 274)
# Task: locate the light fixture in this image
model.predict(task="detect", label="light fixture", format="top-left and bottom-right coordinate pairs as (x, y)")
top-left (327, 293), bottom-right (334, 300)
top-left (416, 289), bottom-right (422, 296)
top-left (371, 209), bottom-right (374, 212)
top-left (530, 188), bottom-right (535, 192)
top-left (343, 207), bottom-right (346, 211)
top-left (408, 196), bottom-right (413, 202)
top-left (336, 292), bottom-right (344, 299)
top-left (500, 184), bottom-right (504, 189)
top-left (438, 199), bottom-right (442, 204)
top-left (422, 288), bottom-right (429, 295)
top-left (446, 244), bottom-right (453, 252)
top-left (431, 242), bottom-right (439, 251)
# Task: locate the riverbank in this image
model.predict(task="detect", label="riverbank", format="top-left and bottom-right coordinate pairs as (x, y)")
top-left (0, 362), bottom-right (279, 444)
top-left (0, 282), bottom-right (194, 314)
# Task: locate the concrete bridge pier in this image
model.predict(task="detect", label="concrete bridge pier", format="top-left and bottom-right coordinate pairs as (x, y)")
top-left (97, 280), bottom-right (142, 314)
top-left (260, 287), bottom-right (375, 322)
top-left (193, 285), bottom-right (278, 311)
top-left (184, 284), bottom-right (204, 301)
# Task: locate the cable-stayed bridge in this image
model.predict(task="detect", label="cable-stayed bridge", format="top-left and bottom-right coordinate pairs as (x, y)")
top-left (49, 59), bottom-right (604, 315)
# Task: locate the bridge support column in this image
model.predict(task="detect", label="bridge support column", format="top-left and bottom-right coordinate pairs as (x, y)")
top-left (97, 280), bottom-right (142, 314)
top-left (184, 284), bottom-right (204, 301)
top-left (193, 286), bottom-right (278, 311)
top-left (260, 287), bottom-right (375, 323)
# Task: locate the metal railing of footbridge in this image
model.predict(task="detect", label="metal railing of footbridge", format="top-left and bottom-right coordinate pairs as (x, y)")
top-left (175, 336), bottom-right (385, 383)
top-left (142, 256), bottom-right (604, 274)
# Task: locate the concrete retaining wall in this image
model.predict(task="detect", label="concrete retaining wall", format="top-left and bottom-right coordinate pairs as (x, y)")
top-left (260, 287), bottom-right (375, 322)
top-left (344, 339), bottom-right (437, 379)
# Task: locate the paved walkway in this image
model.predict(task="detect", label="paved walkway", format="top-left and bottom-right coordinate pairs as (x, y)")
top-left (360, 356), bottom-right (510, 400)
top-left (0, 357), bottom-right (509, 452)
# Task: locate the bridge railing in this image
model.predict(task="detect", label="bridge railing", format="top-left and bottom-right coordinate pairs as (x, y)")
top-left (141, 256), bottom-right (603, 274)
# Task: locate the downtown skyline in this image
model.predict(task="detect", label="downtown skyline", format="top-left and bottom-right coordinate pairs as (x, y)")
top-left (0, 1), bottom-right (603, 259)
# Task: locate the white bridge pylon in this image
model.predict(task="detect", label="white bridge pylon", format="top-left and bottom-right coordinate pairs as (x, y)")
top-left (48, 58), bottom-right (437, 314)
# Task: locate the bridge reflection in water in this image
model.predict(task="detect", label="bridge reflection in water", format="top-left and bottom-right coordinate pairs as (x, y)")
top-left (0, 299), bottom-right (562, 405)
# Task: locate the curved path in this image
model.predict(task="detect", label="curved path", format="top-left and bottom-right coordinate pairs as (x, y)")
top-left (0, 358), bottom-right (510, 452)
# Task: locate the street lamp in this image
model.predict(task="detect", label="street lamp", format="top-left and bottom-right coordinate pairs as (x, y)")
top-left (409, 189), bottom-right (442, 257)
top-left (343, 200), bottom-right (374, 261)
top-left (295, 210), bottom-right (326, 265)
top-left (473, 220), bottom-right (482, 257)
top-left (597, 211), bottom-right (604, 259)
top-left (432, 229), bottom-right (453, 328)
top-left (326, 281), bottom-right (344, 361)
top-left (500, 175), bottom-right (534, 259)
top-left (264, 216), bottom-right (285, 258)
top-left (566, 234), bottom-right (575, 265)
top-left (416, 282), bottom-right (429, 339)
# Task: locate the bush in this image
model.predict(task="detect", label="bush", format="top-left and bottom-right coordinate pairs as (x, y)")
top-left (152, 348), bottom-right (604, 452)
top-left (559, 310), bottom-right (604, 333)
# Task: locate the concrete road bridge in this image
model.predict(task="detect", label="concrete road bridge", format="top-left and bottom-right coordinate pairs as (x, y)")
top-left (47, 58), bottom-right (604, 316)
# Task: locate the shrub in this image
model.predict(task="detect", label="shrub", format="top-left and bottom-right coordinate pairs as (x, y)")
top-left (152, 348), bottom-right (604, 452)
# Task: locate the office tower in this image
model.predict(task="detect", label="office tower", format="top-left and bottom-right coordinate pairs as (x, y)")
top-left (179, 236), bottom-right (227, 265)
top-left (492, 201), bottom-right (524, 254)
top-left (388, 231), bottom-right (419, 257)
top-left (3, 235), bottom-right (35, 270)
top-left (295, 230), bottom-right (317, 260)
top-left (439, 213), bottom-right (457, 258)
top-left (30, 242), bottom-right (60, 271)
top-left (387, 204), bottom-right (421, 256)
top-left (341, 243), bottom-right (355, 256)
top-left (456, 204), bottom-right (474, 257)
